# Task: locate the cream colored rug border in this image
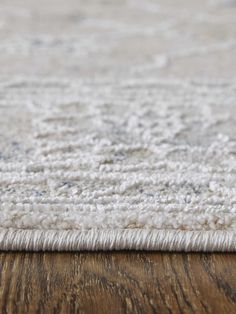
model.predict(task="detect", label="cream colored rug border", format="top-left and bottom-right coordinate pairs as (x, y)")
top-left (0, 229), bottom-right (235, 251)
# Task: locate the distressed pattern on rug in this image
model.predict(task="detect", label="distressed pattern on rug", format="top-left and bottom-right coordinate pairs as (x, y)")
top-left (0, 0), bottom-right (236, 250)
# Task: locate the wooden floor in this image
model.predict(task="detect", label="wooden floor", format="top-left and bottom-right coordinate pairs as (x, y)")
top-left (0, 252), bottom-right (235, 313)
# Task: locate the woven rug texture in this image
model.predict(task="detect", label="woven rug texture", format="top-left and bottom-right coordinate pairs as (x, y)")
top-left (0, 0), bottom-right (236, 251)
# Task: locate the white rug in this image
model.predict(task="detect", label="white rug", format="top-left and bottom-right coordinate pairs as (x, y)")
top-left (0, 0), bottom-right (236, 251)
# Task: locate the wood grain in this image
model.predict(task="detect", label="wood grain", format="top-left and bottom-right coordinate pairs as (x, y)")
top-left (0, 252), bottom-right (235, 314)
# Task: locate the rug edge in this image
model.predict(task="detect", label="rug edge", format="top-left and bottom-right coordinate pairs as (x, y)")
top-left (0, 228), bottom-right (235, 252)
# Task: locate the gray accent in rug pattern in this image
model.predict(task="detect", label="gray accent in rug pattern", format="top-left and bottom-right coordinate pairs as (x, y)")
top-left (0, 0), bottom-right (236, 251)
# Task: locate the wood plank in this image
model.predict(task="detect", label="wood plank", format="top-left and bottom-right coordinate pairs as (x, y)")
top-left (0, 252), bottom-right (235, 313)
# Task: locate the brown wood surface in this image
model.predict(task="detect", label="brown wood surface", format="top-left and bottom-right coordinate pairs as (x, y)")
top-left (0, 252), bottom-right (235, 314)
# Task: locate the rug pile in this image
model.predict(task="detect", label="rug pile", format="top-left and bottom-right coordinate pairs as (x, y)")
top-left (0, 0), bottom-right (235, 250)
